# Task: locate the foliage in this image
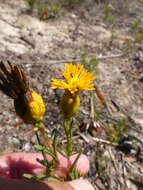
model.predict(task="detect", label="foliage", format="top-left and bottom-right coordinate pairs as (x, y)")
top-left (108, 119), bottom-right (128, 144)
top-left (63, 0), bottom-right (82, 6)
top-left (25, 0), bottom-right (83, 19)
top-left (80, 48), bottom-right (99, 75)
top-left (103, 5), bottom-right (117, 25)
top-left (26, 0), bottom-right (36, 9)
top-left (131, 19), bottom-right (143, 43)
top-left (50, 3), bottom-right (62, 15)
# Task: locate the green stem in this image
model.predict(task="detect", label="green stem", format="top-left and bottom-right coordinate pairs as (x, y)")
top-left (39, 123), bottom-right (53, 151)
top-left (67, 151), bottom-right (82, 180)
top-left (35, 122), bottom-right (58, 163)
top-left (64, 118), bottom-right (73, 157)
top-left (35, 131), bottom-right (49, 175)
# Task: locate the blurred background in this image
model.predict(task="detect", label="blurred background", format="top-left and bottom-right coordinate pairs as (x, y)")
top-left (0, 0), bottom-right (143, 189)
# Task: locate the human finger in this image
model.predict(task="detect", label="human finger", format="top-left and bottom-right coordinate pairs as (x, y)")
top-left (0, 152), bottom-right (90, 179)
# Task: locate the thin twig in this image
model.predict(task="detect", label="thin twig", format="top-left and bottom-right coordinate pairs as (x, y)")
top-left (35, 131), bottom-right (48, 165)
top-left (111, 100), bottom-right (143, 135)
top-left (97, 54), bottom-right (124, 60)
top-left (108, 147), bottom-right (118, 173)
top-left (120, 154), bottom-right (128, 188)
top-left (77, 132), bottom-right (118, 146)
top-left (92, 137), bottom-right (118, 146)
top-left (77, 132), bottom-right (90, 143)
top-left (56, 54), bottom-right (124, 63)
top-left (90, 92), bottom-right (95, 119)
top-left (32, 54), bottom-right (124, 66)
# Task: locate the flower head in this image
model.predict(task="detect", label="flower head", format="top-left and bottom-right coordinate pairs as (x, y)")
top-left (59, 90), bottom-right (80, 119)
top-left (0, 61), bottom-right (46, 124)
top-left (51, 64), bottom-right (95, 94)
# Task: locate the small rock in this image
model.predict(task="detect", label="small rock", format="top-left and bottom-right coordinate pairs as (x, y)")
top-left (23, 142), bottom-right (32, 152)
top-left (31, 135), bottom-right (37, 144)
top-left (12, 137), bottom-right (20, 147)
top-left (92, 26), bottom-right (111, 43)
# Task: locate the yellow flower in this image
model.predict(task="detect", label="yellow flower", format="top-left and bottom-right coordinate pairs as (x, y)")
top-left (0, 61), bottom-right (46, 124)
top-left (51, 64), bottom-right (95, 94)
top-left (14, 89), bottom-right (46, 123)
top-left (51, 64), bottom-right (95, 118)
top-left (27, 90), bottom-right (46, 122)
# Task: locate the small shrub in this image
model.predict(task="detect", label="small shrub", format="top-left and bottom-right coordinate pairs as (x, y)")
top-left (50, 3), bottom-right (62, 16)
top-left (108, 119), bottom-right (128, 144)
top-left (26, 0), bottom-right (36, 9)
top-left (63, 0), bottom-right (82, 6)
top-left (103, 5), bottom-right (116, 24)
top-left (131, 19), bottom-right (143, 43)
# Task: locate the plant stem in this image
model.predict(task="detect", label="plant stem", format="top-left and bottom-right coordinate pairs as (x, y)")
top-left (64, 119), bottom-right (73, 157)
top-left (35, 131), bottom-right (49, 175)
top-left (35, 123), bottom-right (56, 158)
top-left (35, 122), bottom-right (59, 163)
top-left (38, 123), bottom-right (53, 152)
top-left (36, 131), bottom-right (46, 159)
